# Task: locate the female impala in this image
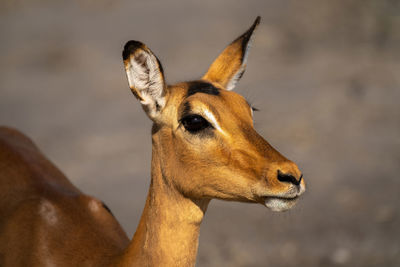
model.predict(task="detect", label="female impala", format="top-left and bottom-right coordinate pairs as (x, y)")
top-left (0, 17), bottom-right (305, 266)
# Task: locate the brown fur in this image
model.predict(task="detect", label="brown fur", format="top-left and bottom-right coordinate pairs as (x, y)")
top-left (0, 17), bottom-right (305, 266)
top-left (0, 127), bottom-right (129, 266)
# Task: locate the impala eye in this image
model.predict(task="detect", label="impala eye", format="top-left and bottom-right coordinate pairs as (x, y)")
top-left (181, 115), bottom-right (211, 133)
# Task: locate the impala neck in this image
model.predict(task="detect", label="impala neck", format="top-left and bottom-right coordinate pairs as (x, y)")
top-left (116, 128), bottom-right (209, 267)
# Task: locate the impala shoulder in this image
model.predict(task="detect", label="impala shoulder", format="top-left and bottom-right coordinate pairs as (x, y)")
top-left (0, 126), bottom-right (40, 159)
top-left (3, 197), bottom-right (61, 227)
top-left (33, 195), bottom-right (115, 225)
top-left (79, 195), bottom-right (115, 218)
top-left (0, 126), bottom-right (36, 147)
top-left (37, 198), bottom-right (59, 225)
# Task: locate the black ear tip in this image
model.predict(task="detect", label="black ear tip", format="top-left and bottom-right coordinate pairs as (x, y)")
top-left (238, 16), bottom-right (261, 42)
top-left (251, 16), bottom-right (261, 31)
top-left (122, 40), bottom-right (145, 60)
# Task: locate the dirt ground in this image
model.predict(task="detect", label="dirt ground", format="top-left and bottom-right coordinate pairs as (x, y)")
top-left (1, 1), bottom-right (399, 266)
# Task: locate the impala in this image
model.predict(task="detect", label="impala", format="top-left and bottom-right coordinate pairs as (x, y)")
top-left (0, 17), bottom-right (305, 266)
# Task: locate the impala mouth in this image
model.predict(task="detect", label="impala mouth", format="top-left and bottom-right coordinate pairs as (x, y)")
top-left (263, 195), bottom-right (300, 212)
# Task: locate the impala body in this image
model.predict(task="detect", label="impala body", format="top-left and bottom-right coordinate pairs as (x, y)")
top-left (0, 17), bottom-right (305, 266)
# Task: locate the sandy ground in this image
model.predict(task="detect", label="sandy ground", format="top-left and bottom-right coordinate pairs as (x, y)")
top-left (1, 1), bottom-right (399, 266)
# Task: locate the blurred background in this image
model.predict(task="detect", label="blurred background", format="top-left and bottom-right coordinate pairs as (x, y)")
top-left (1, 0), bottom-right (399, 266)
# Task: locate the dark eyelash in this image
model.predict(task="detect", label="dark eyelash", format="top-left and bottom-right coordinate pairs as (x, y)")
top-left (245, 97), bottom-right (259, 112)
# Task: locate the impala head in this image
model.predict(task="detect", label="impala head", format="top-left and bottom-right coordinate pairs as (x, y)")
top-left (122, 17), bottom-right (305, 212)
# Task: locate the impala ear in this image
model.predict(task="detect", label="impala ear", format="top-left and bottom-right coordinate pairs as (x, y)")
top-left (202, 16), bottom-right (260, 91)
top-left (122, 41), bottom-right (166, 121)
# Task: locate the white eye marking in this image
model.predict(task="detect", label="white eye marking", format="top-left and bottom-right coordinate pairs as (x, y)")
top-left (203, 109), bottom-right (226, 136)
top-left (250, 107), bottom-right (254, 117)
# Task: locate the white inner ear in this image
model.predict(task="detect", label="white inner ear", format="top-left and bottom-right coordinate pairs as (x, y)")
top-left (225, 40), bottom-right (252, 91)
top-left (226, 65), bottom-right (245, 91)
top-left (125, 50), bottom-right (165, 118)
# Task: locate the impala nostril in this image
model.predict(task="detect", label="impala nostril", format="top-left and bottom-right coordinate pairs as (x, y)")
top-left (277, 170), bottom-right (301, 186)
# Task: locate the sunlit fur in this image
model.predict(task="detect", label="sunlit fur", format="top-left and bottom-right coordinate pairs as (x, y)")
top-left (152, 82), bottom-right (305, 204)
top-left (0, 17), bottom-right (305, 267)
